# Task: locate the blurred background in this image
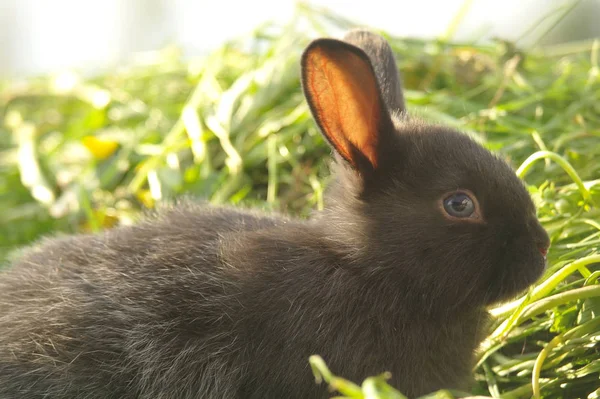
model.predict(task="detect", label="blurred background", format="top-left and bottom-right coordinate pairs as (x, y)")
top-left (1, 0), bottom-right (599, 78)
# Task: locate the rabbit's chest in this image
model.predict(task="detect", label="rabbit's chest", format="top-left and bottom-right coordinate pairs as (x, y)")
top-left (314, 312), bottom-right (486, 396)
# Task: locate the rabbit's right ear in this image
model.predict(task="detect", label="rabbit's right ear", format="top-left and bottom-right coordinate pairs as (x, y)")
top-left (301, 39), bottom-right (394, 174)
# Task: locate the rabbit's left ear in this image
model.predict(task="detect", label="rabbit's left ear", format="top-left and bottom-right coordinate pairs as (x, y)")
top-left (343, 29), bottom-right (406, 116)
top-left (301, 39), bottom-right (393, 173)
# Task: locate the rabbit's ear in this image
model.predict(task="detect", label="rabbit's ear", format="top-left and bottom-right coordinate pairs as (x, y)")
top-left (343, 29), bottom-right (406, 116)
top-left (301, 39), bottom-right (393, 172)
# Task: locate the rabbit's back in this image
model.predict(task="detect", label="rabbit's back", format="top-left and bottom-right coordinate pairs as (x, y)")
top-left (0, 202), bottom-right (283, 398)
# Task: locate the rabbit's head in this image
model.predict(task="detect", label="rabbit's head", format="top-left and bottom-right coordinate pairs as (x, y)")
top-left (301, 30), bottom-right (550, 311)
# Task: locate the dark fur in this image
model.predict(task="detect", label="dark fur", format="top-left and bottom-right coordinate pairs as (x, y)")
top-left (0, 30), bottom-right (549, 399)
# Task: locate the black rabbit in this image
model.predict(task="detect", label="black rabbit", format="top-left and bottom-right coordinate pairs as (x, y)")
top-left (0, 30), bottom-right (550, 399)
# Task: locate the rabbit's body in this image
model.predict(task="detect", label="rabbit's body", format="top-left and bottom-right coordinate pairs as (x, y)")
top-left (0, 30), bottom-right (550, 398)
top-left (0, 201), bottom-right (484, 398)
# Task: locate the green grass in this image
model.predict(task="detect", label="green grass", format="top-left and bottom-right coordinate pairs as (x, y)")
top-left (1, 3), bottom-right (599, 398)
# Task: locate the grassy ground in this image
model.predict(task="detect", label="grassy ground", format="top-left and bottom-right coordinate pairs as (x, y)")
top-left (1, 3), bottom-right (599, 398)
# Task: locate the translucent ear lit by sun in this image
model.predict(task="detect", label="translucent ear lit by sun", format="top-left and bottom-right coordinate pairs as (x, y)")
top-left (303, 40), bottom-right (383, 170)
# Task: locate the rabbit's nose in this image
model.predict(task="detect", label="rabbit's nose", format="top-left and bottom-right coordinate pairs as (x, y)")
top-left (536, 230), bottom-right (550, 255)
top-left (529, 218), bottom-right (550, 257)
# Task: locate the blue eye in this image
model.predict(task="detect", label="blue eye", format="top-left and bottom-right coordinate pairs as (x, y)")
top-left (443, 192), bottom-right (475, 218)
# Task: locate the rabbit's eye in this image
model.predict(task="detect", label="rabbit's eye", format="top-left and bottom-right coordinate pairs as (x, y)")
top-left (443, 192), bottom-right (475, 218)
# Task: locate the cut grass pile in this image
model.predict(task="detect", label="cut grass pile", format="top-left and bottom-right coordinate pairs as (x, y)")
top-left (1, 3), bottom-right (599, 398)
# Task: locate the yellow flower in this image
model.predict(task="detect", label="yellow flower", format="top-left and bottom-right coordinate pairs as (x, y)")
top-left (82, 136), bottom-right (119, 160)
